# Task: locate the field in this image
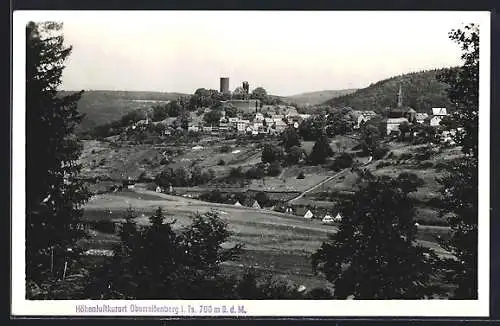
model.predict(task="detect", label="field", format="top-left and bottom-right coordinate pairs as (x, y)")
top-left (80, 188), bottom-right (453, 291)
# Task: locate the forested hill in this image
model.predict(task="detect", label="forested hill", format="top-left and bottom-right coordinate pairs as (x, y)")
top-left (58, 90), bottom-right (189, 132)
top-left (322, 68), bottom-right (457, 113)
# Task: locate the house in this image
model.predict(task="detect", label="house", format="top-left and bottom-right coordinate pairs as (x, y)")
top-left (430, 107), bottom-right (448, 127)
top-left (415, 113), bottom-right (429, 124)
top-left (334, 212), bottom-right (343, 222)
top-left (303, 210), bottom-right (314, 219)
top-left (192, 145), bottom-right (204, 150)
top-left (255, 113), bottom-right (264, 121)
top-left (237, 120), bottom-right (250, 133)
top-left (228, 117), bottom-right (239, 124)
top-left (188, 125), bottom-right (199, 133)
top-left (385, 117), bottom-right (409, 135)
top-left (322, 214), bottom-right (334, 224)
top-left (155, 186), bottom-right (163, 193)
top-left (285, 207), bottom-right (294, 214)
top-left (234, 201), bottom-right (242, 207)
top-left (252, 200), bottom-right (261, 209)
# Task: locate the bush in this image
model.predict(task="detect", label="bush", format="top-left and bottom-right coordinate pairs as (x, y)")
top-left (330, 153), bottom-right (353, 172)
top-left (372, 146), bottom-right (389, 160)
top-left (217, 159), bottom-right (226, 166)
top-left (219, 145), bottom-right (231, 153)
top-left (267, 161), bottom-right (282, 177)
top-left (376, 161), bottom-right (392, 169)
top-left (297, 171), bottom-right (305, 179)
top-left (419, 161), bottom-right (434, 169)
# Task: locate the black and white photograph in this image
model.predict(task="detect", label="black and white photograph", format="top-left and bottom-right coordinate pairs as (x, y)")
top-left (11, 10), bottom-right (491, 317)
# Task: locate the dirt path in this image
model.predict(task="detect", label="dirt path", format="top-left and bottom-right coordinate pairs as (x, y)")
top-left (287, 169), bottom-right (349, 204)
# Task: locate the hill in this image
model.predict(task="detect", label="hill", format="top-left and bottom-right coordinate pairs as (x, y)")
top-left (59, 90), bottom-right (189, 132)
top-left (322, 68), bottom-right (457, 113)
top-left (284, 89), bottom-right (357, 107)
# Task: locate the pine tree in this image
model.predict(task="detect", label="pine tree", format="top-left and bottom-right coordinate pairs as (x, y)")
top-left (25, 21), bottom-right (90, 288)
top-left (308, 134), bottom-right (333, 165)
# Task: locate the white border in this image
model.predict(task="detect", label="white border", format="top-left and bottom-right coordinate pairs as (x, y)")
top-left (12, 10), bottom-right (491, 317)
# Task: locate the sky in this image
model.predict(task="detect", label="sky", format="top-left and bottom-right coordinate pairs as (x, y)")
top-left (33, 11), bottom-right (487, 96)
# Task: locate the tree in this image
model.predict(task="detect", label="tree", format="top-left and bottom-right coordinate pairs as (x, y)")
top-left (26, 22), bottom-right (91, 288)
top-left (360, 122), bottom-right (382, 155)
top-left (261, 143), bottom-right (284, 164)
top-left (285, 145), bottom-right (306, 166)
top-left (267, 161), bottom-right (282, 177)
top-left (436, 23), bottom-right (479, 299)
top-left (326, 107), bottom-right (356, 136)
top-left (311, 171), bottom-right (439, 299)
top-left (86, 209), bottom-right (243, 299)
top-left (398, 121), bottom-right (410, 141)
top-left (280, 127), bottom-right (301, 151)
top-left (224, 105), bottom-right (238, 118)
top-left (232, 87), bottom-right (248, 100)
top-left (308, 134), bottom-right (333, 165)
top-left (203, 110), bottom-right (222, 126)
top-left (298, 115), bottom-right (327, 141)
top-left (250, 87), bottom-right (268, 102)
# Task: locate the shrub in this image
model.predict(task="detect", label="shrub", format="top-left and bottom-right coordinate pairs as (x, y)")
top-left (219, 145), bottom-right (231, 153)
top-left (372, 146), bottom-right (389, 160)
top-left (297, 171), bottom-right (305, 179)
top-left (419, 161), bottom-right (434, 169)
top-left (376, 161), bottom-right (392, 169)
top-left (217, 159), bottom-right (226, 166)
top-left (267, 161), bottom-right (282, 177)
top-left (330, 153), bottom-right (353, 172)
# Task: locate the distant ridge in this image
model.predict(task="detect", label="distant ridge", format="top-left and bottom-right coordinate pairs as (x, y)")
top-left (322, 68), bottom-right (457, 113)
top-left (284, 89), bottom-right (357, 106)
top-left (58, 90), bottom-right (189, 132)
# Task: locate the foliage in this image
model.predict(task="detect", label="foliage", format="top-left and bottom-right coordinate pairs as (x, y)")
top-left (285, 145), bottom-right (307, 165)
top-left (261, 143), bottom-right (284, 164)
top-left (398, 121), bottom-right (411, 141)
top-left (280, 127), bottom-right (301, 151)
top-left (435, 23), bottom-right (479, 299)
top-left (203, 109), bottom-right (223, 126)
top-left (26, 21), bottom-right (91, 288)
top-left (250, 87), bottom-right (268, 102)
top-left (298, 115), bottom-right (326, 141)
top-left (267, 161), bottom-right (282, 177)
top-left (330, 153), bottom-right (354, 172)
top-left (297, 171), bottom-right (305, 179)
top-left (308, 134), bottom-right (334, 165)
top-left (155, 166), bottom-right (214, 187)
top-left (325, 107), bottom-right (356, 136)
top-left (85, 209), bottom-right (243, 299)
top-left (311, 171), bottom-right (440, 299)
top-left (323, 68), bottom-right (456, 113)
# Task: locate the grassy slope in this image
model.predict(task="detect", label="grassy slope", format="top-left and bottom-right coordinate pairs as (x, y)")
top-left (59, 90), bottom-right (189, 132)
top-left (284, 89), bottom-right (357, 106)
top-left (322, 68), bottom-right (457, 113)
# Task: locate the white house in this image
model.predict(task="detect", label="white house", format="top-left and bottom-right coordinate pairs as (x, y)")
top-left (386, 117), bottom-right (408, 135)
top-left (322, 214), bottom-right (334, 224)
top-left (155, 186), bottom-right (163, 193)
top-left (334, 212), bottom-right (343, 222)
top-left (430, 108), bottom-right (448, 127)
top-left (188, 125), bottom-right (199, 133)
top-left (237, 120), bottom-right (250, 133)
top-left (255, 113), bottom-right (265, 121)
top-left (304, 210), bottom-right (314, 219)
top-left (234, 201), bottom-right (242, 207)
top-left (252, 200), bottom-right (261, 209)
top-left (415, 112), bottom-right (429, 124)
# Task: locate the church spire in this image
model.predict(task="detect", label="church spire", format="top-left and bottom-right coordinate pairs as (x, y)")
top-left (397, 84), bottom-right (403, 108)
